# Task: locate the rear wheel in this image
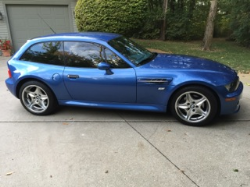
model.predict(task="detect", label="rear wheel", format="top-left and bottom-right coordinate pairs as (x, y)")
top-left (19, 81), bottom-right (58, 115)
top-left (170, 86), bottom-right (218, 126)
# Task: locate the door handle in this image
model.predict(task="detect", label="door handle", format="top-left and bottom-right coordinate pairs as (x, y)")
top-left (68, 75), bottom-right (79, 79)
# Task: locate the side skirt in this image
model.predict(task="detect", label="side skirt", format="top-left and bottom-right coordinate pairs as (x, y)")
top-left (58, 100), bottom-right (167, 112)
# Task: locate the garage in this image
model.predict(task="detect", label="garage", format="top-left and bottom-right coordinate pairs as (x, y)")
top-left (6, 5), bottom-right (72, 50)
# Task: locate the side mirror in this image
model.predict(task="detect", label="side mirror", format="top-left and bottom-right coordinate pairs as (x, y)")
top-left (97, 62), bottom-right (113, 75)
top-left (98, 62), bottom-right (110, 70)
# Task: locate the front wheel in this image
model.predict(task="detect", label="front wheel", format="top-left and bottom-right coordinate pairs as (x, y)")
top-left (19, 81), bottom-right (58, 115)
top-left (170, 86), bottom-right (218, 126)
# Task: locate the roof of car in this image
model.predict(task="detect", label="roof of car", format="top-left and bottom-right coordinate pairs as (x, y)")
top-left (33, 32), bottom-right (121, 42)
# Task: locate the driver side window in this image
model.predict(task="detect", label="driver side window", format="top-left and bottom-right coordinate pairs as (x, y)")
top-left (104, 48), bottom-right (131, 68)
top-left (63, 41), bottom-right (130, 69)
top-left (64, 42), bottom-right (104, 68)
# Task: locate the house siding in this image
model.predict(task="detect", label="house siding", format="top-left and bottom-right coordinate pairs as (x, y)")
top-left (71, 1), bottom-right (78, 32)
top-left (0, 1), bottom-right (9, 39)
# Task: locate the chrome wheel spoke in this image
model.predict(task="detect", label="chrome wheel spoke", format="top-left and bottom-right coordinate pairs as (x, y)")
top-left (185, 93), bottom-right (193, 103)
top-left (39, 100), bottom-right (47, 110)
top-left (35, 87), bottom-right (43, 95)
top-left (27, 101), bottom-right (36, 109)
top-left (196, 108), bottom-right (207, 117)
top-left (28, 91), bottom-right (36, 98)
top-left (178, 103), bottom-right (190, 110)
top-left (196, 97), bottom-right (207, 107)
top-left (41, 94), bottom-right (48, 101)
top-left (186, 109), bottom-right (194, 121)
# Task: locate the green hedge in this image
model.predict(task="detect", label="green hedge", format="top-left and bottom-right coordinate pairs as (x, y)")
top-left (75, 0), bottom-right (148, 37)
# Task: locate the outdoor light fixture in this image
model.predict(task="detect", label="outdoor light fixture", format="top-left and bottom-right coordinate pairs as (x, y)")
top-left (0, 12), bottom-right (3, 20)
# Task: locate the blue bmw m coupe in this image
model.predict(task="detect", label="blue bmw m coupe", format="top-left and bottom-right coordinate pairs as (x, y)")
top-left (5, 32), bottom-right (243, 126)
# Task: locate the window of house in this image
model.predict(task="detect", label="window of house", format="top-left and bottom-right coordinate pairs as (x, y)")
top-left (20, 41), bottom-right (64, 65)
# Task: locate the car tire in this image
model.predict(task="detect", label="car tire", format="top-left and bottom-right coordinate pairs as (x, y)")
top-left (19, 81), bottom-right (58, 115)
top-left (170, 86), bottom-right (218, 126)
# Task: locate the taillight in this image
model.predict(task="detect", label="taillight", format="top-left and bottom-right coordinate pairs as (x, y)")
top-left (8, 69), bottom-right (12, 78)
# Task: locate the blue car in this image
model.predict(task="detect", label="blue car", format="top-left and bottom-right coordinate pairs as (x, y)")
top-left (5, 32), bottom-right (243, 126)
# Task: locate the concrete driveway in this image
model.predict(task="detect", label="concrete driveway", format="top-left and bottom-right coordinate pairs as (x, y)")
top-left (0, 56), bottom-right (249, 187)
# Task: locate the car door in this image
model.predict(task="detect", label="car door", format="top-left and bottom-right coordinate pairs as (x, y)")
top-left (63, 41), bottom-right (136, 103)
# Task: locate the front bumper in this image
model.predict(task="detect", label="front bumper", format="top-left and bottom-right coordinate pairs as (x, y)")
top-left (220, 81), bottom-right (243, 115)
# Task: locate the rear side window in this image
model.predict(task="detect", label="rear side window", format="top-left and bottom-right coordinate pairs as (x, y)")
top-left (20, 41), bottom-right (64, 65)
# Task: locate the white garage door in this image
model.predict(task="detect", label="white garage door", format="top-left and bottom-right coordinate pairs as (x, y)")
top-left (7, 5), bottom-right (71, 50)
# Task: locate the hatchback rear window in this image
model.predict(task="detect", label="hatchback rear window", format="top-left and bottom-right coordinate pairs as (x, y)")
top-left (20, 41), bottom-right (64, 65)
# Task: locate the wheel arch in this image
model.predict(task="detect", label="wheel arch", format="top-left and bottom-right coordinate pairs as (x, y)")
top-left (16, 78), bottom-right (57, 101)
top-left (167, 83), bottom-right (221, 115)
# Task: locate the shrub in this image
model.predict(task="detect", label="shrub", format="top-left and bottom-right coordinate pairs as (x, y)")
top-left (75, 0), bottom-right (148, 37)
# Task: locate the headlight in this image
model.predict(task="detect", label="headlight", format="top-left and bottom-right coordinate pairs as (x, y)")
top-left (225, 77), bottom-right (240, 92)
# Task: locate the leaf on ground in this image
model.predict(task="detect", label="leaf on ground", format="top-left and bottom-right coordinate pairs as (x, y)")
top-left (233, 169), bottom-right (239, 172)
top-left (6, 172), bottom-right (14, 176)
top-left (62, 122), bottom-right (69, 125)
top-left (166, 130), bottom-right (172, 132)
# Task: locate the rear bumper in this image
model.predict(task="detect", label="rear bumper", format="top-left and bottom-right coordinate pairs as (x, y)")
top-left (5, 78), bottom-right (17, 98)
top-left (220, 82), bottom-right (243, 115)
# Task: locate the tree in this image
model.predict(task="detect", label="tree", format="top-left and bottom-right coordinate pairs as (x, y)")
top-left (202, 0), bottom-right (218, 51)
top-left (160, 0), bottom-right (168, 40)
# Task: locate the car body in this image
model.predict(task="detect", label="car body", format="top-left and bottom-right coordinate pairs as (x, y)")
top-left (5, 32), bottom-right (243, 126)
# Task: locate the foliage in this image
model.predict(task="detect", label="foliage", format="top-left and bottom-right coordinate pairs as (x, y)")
top-left (229, 0), bottom-right (250, 47)
top-left (166, 0), bottom-right (209, 40)
top-left (74, 0), bottom-right (250, 48)
top-left (75, 0), bottom-right (148, 37)
top-left (137, 0), bottom-right (210, 40)
top-left (214, 14), bottom-right (230, 38)
top-left (0, 39), bottom-right (12, 50)
top-left (213, 0), bottom-right (231, 37)
top-left (134, 5), bottom-right (162, 39)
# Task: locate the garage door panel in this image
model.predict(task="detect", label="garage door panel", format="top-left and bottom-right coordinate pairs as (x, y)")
top-left (28, 19), bottom-right (41, 28)
top-left (7, 5), bottom-right (71, 50)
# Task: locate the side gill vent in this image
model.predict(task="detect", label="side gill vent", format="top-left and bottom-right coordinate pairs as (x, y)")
top-left (138, 78), bottom-right (172, 84)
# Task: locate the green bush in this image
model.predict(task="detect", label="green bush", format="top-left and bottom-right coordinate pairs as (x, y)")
top-left (230, 0), bottom-right (250, 47)
top-left (75, 0), bottom-right (148, 37)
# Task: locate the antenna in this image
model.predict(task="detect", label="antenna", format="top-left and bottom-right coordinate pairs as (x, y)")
top-left (37, 14), bottom-right (56, 34)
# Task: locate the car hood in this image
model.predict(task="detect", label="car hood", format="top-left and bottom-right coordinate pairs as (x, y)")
top-left (141, 53), bottom-right (236, 75)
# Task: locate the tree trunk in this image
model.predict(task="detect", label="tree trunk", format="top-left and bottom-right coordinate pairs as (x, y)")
top-left (160, 0), bottom-right (168, 40)
top-left (202, 0), bottom-right (218, 51)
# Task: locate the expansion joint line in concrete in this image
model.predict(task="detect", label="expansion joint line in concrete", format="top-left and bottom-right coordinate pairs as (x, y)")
top-left (0, 119), bottom-right (250, 123)
top-left (118, 117), bottom-right (200, 187)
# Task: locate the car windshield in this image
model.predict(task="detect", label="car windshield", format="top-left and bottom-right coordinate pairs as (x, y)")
top-left (108, 37), bottom-right (156, 66)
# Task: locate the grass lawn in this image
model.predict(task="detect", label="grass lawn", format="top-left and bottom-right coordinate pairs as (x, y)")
top-left (134, 38), bottom-right (250, 73)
